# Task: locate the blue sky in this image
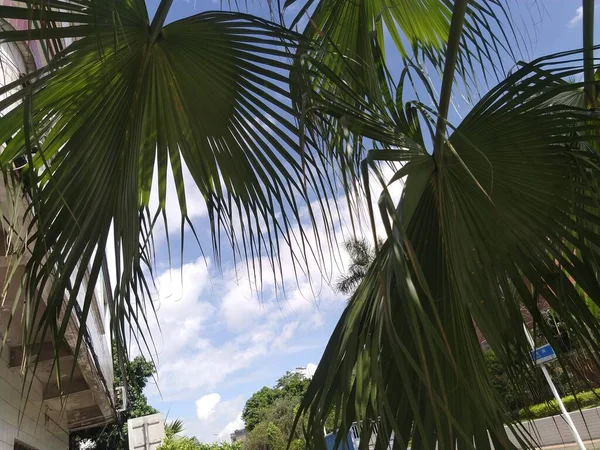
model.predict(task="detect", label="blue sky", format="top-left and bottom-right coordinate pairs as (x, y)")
top-left (135, 0), bottom-right (597, 443)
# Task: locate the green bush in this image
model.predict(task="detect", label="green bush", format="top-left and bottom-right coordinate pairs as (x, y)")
top-left (519, 388), bottom-right (600, 420)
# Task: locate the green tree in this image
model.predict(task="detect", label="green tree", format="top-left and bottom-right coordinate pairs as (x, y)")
top-left (242, 372), bottom-right (310, 432)
top-left (263, 397), bottom-right (302, 440)
top-left (159, 423), bottom-right (244, 450)
top-left (274, 372), bottom-right (310, 398)
top-left (118, 355), bottom-right (159, 419)
top-left (72, 354), bottom-right (157, 449)
top-left (243, 422), bottom-right (285, 450)
top-left (159, 420), bottom-right (205, 450)
top-left (199, 442), bottom-right (242, 450)
top-left (335, 239), bottom-right (381, 295)
top-left (242, 370), bottom-right (334, 450)
top-left (160, 437), bottom-right (201, 450)
top-left (242, 386), bottom-right (279, 432)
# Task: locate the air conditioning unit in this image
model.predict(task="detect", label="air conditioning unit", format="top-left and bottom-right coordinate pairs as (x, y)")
top-left (115, 386), bottom-right (127, 413)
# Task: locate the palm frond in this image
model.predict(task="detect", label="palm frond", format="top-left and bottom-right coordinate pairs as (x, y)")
top-left (335, 238), bottom-right (379, 296)
top-left (298, 47), bottom-right (600, 450)
top-left (0, 1), bottom-right (343, 375)
top-left (285, 0), bottom-right (516, 95)
top-left (165, 418), bottom-right (185, 437)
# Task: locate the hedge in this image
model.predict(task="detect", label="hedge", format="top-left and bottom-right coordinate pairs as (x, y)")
top-left (519, 388), bottom-right (600, 420)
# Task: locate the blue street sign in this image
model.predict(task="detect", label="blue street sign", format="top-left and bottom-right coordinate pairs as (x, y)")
top-left (530, 343), bottom-right (557, 365)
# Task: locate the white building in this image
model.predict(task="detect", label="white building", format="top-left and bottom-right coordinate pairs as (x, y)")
top-left (0, 11), bottom-right (116, 450)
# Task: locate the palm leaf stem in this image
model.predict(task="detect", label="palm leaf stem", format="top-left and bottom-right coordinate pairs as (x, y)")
top-left (149, 0), bottom-right (173, 43)
top-left (434, 0), bottom-right (468, 161)
top-left (583, 0), bottom-right (596, 107)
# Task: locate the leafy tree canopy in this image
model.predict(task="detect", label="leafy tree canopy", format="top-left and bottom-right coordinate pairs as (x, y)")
top-left (242, 386), bottom-right (279, 432)
top-left (72, 353), bottom-right (158, 449)
top-left (160, 424), bottom-right (242, 450)
top-left (241, 370), bottom-right (337, 450)
top-left (242, 372), bottom-right (310, 431)
top-left (243, 422), bottom-right (286, 450)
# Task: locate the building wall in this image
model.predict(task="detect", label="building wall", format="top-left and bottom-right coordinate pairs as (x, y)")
top-left (0, 351), bottom-right (68, 450)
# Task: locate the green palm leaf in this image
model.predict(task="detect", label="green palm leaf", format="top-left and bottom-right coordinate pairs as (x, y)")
top-left (284, 0), bottom-right (515, 94)
top-left (0, 1), bottom-right (339, 367)
top-left (297, 47), bottom-right (600, 449)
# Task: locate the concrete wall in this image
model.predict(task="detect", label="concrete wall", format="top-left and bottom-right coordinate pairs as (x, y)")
top-left (0, 351), bottom-right (68, 450)
top-left (507, 406), bottom-right (600, 448)
top-left (72, 268), bottom-right (114, 397)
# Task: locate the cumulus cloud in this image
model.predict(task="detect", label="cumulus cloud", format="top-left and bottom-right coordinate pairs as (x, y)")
top-left (150, 316), bottom-right (304, 400)
top-left (294, 362), bottom-right (317, 379)
top-left (569, 6), bottom-right (584, 27)
top-left (220, 275), bottom-right (265, 332)
top-left (185, 396), bottom-right (247, 443)
top-left (219, 414), bottom-right (245, 441)
top-left (196, 393), bottom-right (222, 420)
top-left (305, 362), bottom-right (317, 378)
top-left (141, 257), bottom-right (214, 361)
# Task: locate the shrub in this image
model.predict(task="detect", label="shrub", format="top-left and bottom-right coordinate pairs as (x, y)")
top-left (519, 388), bottom-right (600, 420)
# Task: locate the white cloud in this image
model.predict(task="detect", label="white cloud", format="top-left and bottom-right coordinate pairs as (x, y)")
top-left (196, 393), bottom-right (222, 420)
top-left (295, 362), bottom-right (317, 379)
top-left (305, 362), bottom-right (317, 378)
top-left (144, 253), bottom-right (330, 401)
top-left (220, 275), bottom-right (265, 332)
top-left (137, 257), bottom-right (214, 364)
top-left (185, 396), bottom-right (247, 443)
top-left (152, 320), bottom-right (287, 400)
top-left (271, 321), bottom-right (299, 351)
top-left (569, 6), bottom-right (584, 27)
top-left (219, 413), bottom-right (245, 441)
top-left (145, 162), bottom-right (404, 386)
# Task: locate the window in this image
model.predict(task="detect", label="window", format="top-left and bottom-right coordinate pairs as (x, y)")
top-left (14, 440), bottom-right (38, 450)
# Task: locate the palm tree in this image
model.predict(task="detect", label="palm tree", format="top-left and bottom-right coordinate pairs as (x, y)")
top-left (1, 1), bottom-right (600, 449)
top-left (335, 238), bottom-right (380, 296)
top-left (289, 1), bottom-right (600, 449)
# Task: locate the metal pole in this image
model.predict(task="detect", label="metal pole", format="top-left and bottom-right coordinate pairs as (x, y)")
top-left (539, 364), bottom-right (586, 450)
top-left (523, 325), bottom-right (586, 450)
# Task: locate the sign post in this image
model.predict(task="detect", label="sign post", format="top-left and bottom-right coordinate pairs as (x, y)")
top-left (524, 326), bottom-right (585, 450)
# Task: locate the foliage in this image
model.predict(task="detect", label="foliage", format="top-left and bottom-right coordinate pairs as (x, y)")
top-left (519, 388), bottom-right (600, 420)
top-left (166, 419), bottom-right (186, 437)
top-left (160, 436), bottom-right (202, 450)
top-left (335, 239), bottom-right (381, 295)
top-left (241, 371), bottom-right (333, 450)
top-left (159, 421), bottom-right (243, 450)
top-left (196, 442), bottom-right (242, 450)
top-left (483, 350), bottom-right (566, 414)
top-left (295, 1), bottom-right (600, 448)
top-left (243, 422), bottom-right (286, 450)
top-left (275, 372), bottom-right (311, 398)
top-left (72, 353), bottom-right (157, 449)
top-left (0, 0), bottom-right (341, 381)
top-left (242, 386), bottom-right (279, 432)
top-left (242, 372), bottom-right (310, 432)
top-left (118, 355), bottom-right (159, 419)
top-left (197, 442), bottom-right (242, 450)
top-left (2, 1), bottom-right (600, 449)
top-left (484, 351), bottom-right (522, 413)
